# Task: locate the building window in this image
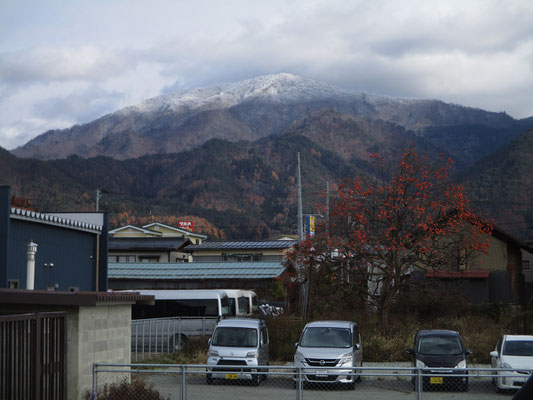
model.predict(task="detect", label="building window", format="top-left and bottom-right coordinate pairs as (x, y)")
top-left (221, 253), bottom-right (263, 262)
top-left (523, 260), bottom-right (531, 272)
top-left (112, 255), bottom-right (136, 263)
top-left (8, 279), bottom-right (19, 289)
top-left (139, 256), bottom-right (159, 263)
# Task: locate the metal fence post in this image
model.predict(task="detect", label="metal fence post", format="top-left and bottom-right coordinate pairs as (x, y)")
top-left (296, 368), bottom-right (303, 400)
top-left (416, 367), bottom-right (422, 400)
top-left (90, 363), bottom-right (98, 400)
top-left (181, 365), bottom-right (187, 400)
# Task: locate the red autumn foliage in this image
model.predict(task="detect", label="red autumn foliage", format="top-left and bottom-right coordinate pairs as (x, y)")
top-left (286, 148), bottom-right (492, 328)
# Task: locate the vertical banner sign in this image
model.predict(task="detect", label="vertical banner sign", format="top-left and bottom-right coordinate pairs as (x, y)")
top-left (305, 215), bottom-right (315, 237)
top-left (178, 221), bottom-right (194, 231)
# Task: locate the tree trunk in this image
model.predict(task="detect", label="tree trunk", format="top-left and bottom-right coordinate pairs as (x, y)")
top-left (378, 302), bottom-right (390, 330)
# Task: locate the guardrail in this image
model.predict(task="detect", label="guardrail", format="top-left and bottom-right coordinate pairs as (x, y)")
top-left (92, 363), bottom-right (533, 399)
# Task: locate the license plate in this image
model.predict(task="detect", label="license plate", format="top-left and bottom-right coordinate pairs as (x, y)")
top-left (315, 371), bottom-right (328, 377)
top-left (225, 373), bottom-right (239, 380)
top-left (430, 376), bottom-right (443, 384)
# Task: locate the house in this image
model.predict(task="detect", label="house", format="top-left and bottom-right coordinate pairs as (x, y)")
top-left (0, 186), bottom-right (108, 291)
top-left (108, 222), bottom-right (207, 263)
top-left (108, 261), bottom-right (287, 295)
top-left (107, 239), bottom-right (297, 299)
top-left (185, 239), bottom-right (297, 262)
top-left (419, 225), bottom-right (533, 304)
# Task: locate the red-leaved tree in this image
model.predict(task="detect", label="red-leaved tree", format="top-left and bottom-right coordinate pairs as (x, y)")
top-left (287, 148), bottom-right (492, 328)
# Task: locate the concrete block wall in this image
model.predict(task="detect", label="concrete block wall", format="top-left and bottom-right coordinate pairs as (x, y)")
top-left (73, 304), bottom-right (132, 399)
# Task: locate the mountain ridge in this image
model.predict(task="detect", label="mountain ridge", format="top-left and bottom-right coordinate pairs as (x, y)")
top-left (12, 73), bottom-right (522, 160)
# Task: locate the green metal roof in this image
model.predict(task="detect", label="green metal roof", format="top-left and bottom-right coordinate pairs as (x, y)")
top-left (108, 261), bottom-right (286, 280)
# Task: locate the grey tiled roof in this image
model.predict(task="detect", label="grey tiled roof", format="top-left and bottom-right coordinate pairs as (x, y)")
top-left (108, 261), bottom-right (286, 280)
top-left (185, 240), bottom-right (297, 251)
top-left (109, 237), bottom-right (190, 251)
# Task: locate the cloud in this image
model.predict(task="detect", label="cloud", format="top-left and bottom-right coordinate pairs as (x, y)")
top-left (0, 0), bottom-right (533, 149)
top-left (0, 45), bottom-right (129, 84)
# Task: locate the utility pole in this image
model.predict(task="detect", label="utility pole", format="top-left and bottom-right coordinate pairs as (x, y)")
top-left (297, 153), bottom-right (303, 243)
top-left (326, 181), bottom-right (330, 224)
top-left (96, 189), bottom-right (102, 212)
top-left (297, 153), bottom-right (308, 317)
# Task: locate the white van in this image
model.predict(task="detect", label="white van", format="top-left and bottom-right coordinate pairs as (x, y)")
top-left (294, 320), bottom-right (363, 389)
top-left (206, 318), bottom-right (269, 386)
top-left (130, 289), bottom-right (231, 351)
top-left (222, 290), bottom-right (251, 316)
top-left (242, 290), bottom-right (259, 314)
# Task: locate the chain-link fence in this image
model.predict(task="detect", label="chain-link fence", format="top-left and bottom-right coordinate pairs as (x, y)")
top-left (90, 363), bottom-right (532, 399)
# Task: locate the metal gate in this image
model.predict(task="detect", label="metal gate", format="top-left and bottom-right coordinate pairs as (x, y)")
top-left (0, 312), bottom-right (67, 400)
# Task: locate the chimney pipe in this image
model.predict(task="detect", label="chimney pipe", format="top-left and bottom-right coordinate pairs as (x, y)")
top-left (26, 240), bottom-right (38, 290)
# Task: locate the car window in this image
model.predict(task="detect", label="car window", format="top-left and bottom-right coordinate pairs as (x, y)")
top-left (212, 327), bottom-right (258, 347)
top-left (300, 327), bottom-right (352, 348)
top-left (503, 340), bottom-right (533, 356)
top-left (417, 335), bottom-right (463, 355)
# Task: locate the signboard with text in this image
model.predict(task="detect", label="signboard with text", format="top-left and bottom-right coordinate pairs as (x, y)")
top-left (178, 221), bottom-right (194, 231)
top-left (305, 215), bottom-right (315, 238)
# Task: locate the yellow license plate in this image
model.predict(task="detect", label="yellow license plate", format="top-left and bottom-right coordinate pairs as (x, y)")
top-left (225, 373), bottom-right (239, 380)
top-left (430, 376), bottom-right (443, 384)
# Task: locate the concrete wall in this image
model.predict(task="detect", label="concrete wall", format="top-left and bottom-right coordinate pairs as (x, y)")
top-left (75, 304), bottom-right (131, 398)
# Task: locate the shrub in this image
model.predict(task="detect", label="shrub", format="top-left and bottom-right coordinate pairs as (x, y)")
top-left (265, 316), bottom-right (306, 361)
top-left (85, 376), bottom-right (169, 400)
top-left (136, 336), bottom-right (209, 365)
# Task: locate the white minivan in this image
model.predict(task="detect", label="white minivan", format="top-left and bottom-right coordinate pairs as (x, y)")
top-left (294, 320), bottom-right (363, 389)
top-left (206, 318), bottom-right (269, 386)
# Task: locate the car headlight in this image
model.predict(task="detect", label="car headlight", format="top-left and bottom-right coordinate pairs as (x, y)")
top-left (456, 360), bottom-right (467, 368)
top-left (294, 351), bottom-right (305, 363)
top-left (416, 359), bottom-right (426, 368)
top-left (502, 362), bottom-right (512, 369)
top-left (246, 350), bottom-right (259, 358)
top-left (208, 349), bottom-right (219, 357)
top-left (339, 352), bottom-right (353, 365)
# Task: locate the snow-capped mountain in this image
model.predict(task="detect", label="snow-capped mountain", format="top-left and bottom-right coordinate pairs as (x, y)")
top-left (12, 73), bottom-right (518, 160)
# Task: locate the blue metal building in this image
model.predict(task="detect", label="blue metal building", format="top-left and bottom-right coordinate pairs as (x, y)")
top-left (0, 186), bottom-right (108, 291)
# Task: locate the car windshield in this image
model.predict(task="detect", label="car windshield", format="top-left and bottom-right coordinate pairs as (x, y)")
top-left (211, 327), bottom-right (257, 347)
top-left (418, 335), bottom-right (463, 355)
top-left (503, 340), bottom-right (533, 356)
top-left (300, 327), bottom-right (351, 348)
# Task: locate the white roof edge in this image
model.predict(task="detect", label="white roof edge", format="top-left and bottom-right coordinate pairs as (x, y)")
top-left (108, 225), bottom-right (162, 236)
top-left (142, 222), bottom-right (208, 239)
top-left (10, 207), bottom-right (102, 234)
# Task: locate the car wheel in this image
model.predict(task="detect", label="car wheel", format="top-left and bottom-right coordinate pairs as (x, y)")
top-left (346, 382), bottom-right (356, 390)
top-left (206, 374), bottom-right (213, 385)
top-left (461, 382), bottom-right (468, 392)
top-left (356, 361), bottom-right (363, 382)
top-left (251, 374), bottom-right (260, 386)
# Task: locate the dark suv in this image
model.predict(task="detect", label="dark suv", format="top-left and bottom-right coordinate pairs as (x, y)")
top-left (407, 330), bottom-right (472, 392)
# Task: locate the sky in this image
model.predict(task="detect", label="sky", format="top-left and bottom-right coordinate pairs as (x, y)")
top-left (1, 0), bottom-right (532, 150)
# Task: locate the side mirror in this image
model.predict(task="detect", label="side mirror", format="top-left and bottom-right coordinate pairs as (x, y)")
top-left (295, 342), bottom-right (299, 349)
top-left (489, 351), bottom-right (498, 358)
top-left (208, 338), bottom-right (212, 346)
top-left (406, 348), bottom-right (414, 356)
top-left (354, 343), bottom-right (361, 351)
top-left (465, 349), bottom-right (473, 356)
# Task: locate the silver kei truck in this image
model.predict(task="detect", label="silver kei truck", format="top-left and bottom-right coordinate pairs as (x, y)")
top-left (206, 318), bottom-right (269, 386)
